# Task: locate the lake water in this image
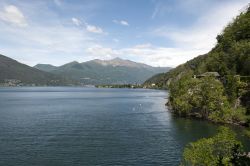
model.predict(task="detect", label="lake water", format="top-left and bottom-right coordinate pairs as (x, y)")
top-left (0, 87), bottom-right (249, 166)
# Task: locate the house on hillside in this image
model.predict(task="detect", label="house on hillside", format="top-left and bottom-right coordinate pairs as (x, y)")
top-left (193, 72), bottom-right (220, 79)
top-left (236, 75), bottom-right (250, 82)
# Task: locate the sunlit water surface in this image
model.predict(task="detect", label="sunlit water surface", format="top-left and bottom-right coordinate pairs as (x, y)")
top-left (0, 87), bottom-right (249, 166)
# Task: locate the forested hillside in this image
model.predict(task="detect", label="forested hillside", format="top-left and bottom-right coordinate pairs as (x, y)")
top-left (144, 5), bottom-right (250, 126)
top-left (35, 58), bottom-right (170, 85)
top-left (0, 54), bottom-right (75, 86)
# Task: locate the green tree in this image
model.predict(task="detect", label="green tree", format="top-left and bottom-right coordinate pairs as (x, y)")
top-left (199, 77), bottom-right (228, 119)
top-left (182, 127), bottom-right (250, 166)
top-left (169, 76), bottom-right (234, 122)
top-left (225, 75), bottom-right (239, 104)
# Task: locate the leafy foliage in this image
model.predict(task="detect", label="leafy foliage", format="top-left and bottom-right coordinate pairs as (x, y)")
top-left (183, 127), bottom-right (250, 166)
top-left (168, 76), bottom-right (241, 123)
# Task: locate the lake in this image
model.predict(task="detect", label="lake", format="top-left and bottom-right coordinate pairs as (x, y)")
top-left (0, 87), bottom-right (249, 166)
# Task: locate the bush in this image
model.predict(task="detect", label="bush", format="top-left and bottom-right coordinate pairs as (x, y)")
top-left (182, 127), bottom-right (247, 166)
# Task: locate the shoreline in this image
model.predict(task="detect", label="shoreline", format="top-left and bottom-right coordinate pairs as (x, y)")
top-left (166, 100), bottom-right (249, 127)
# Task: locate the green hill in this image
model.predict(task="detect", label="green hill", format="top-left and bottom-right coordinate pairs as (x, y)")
top-left (33, 64), bottom-right (57, 72)
top-left (0, 54), bottom-right (75, 86)
top-left (144, 5), bottom-right (250, 126)
top-left (34, 58), bottom-right (171, 85)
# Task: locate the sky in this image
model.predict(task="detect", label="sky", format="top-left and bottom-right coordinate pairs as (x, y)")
top-left (0, 0), bottom-right (249, 67)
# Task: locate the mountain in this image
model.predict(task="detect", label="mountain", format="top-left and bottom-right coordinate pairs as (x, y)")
top-left (34, 64), bottom-right (57, 72)
top-left (92, 57), bottom-right (150, 68)
top-left (144, 5), bottom-right (250, 125)
top-left (0, 54), bottom-right (74, 86)
top-left (34, 58), bottom-right (171, 85)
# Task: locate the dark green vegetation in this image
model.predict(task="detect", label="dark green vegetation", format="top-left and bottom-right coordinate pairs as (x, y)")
top-left (95, 84), bottom-right (142, 89)
top-left (144, 6), bottom-right (250, 126)
top-left (0, 54), bottom-right (75, 86)
top-left (34, 58), bottom-right (170, 85)
top-left (34, 64), bottom-right (57, 72)
top-left (183, 127), bottom-right (250, 166)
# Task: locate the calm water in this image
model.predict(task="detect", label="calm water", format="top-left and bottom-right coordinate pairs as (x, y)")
top-left (0, 87), bottom-right (249, 166)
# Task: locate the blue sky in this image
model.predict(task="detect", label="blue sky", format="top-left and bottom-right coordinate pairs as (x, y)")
top-left (0, 0), bottom-right (248, 67)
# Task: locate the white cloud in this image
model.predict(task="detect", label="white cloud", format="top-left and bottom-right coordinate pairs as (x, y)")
top-left (155, 2), bottom-right (245, 50)
top-left (71, 17), bottom-right (104, 34)
top-left (86, 24), bottom-right (104, 34)
top-left (0, 5), bottom-right (28, 27)
top-left (120, 20), bottom-right (129, 26)
top-left (0, 18), bottom-right (94, 66)
top-left (0, 1), bottom-right (248, 68)
top-left (0, 2), bottom-right (105, 66)
top-left (85, 43), bottom-right (204, 67)
top-left (86, 44), bottom-right (121, 59)
top-left (134, 43), bottom-right (152, 49)
top-left (151, 1), bottom-right (172, 19)
top-left (113, 19), bottom-right (129, 26)
top-left (72, 17), bottom-right (81, 26)
top-left (122, 46), bottom-right (205, 67)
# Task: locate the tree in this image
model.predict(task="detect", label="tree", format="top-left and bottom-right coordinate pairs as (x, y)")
top-left (169, 76), bottom-right (235, 122)
top-left (225, 75), bottom-right (239, 104)
top-left (199, 77), bottom-right (228, 119)
top-left (182, 127), bottom-right (250, 166)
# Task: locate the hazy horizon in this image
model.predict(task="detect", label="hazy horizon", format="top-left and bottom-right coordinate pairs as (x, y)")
top-left (0, 0), bottom-right (249, 67)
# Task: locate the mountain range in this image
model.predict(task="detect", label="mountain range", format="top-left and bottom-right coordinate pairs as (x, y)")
top-left (34, 58), bottom-right (170, 85)
top-left (0, 54), bottom-right (170, 86)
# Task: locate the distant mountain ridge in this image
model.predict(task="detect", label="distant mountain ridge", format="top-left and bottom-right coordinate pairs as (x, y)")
top-left (0, 54), bottom-right (74, 86)
top-left (0, 54), bottom-right (170, 86)
top-left (91, 57), bottom-right (151, 68)
top-left (34, 58), bottom-right (171, 85)
top-left (34, 64), bottom-right (57, 72)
